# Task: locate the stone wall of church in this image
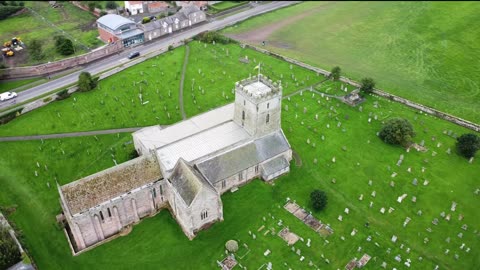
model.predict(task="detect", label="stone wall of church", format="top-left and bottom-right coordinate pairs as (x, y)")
top-left (233, 89), bottom-right (283, 138)
top-left (66, 180), bottom-right (168, 252)
top-left (215, 165), bottom-right (259, 195)
top-left (166, 180), bottom-right (222, 239)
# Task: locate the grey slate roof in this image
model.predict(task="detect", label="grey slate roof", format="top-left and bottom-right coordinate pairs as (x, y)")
top-left (196, 130), bottom-right (290, 184)
top-left (97, 14), bottom-right (135, 30)
top-left (170, 158), bottom-right (212, 206)
top-left (119, 29), bottom-right (144, 39)
top-left (180, 5), bottom-right (200, 16)
top-left (262, 156), bottom-right (289, 176)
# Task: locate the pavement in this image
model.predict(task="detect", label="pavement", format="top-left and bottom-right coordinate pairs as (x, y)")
top-left (0, 1), bottom-right (299, 111)
top-left (0, 127), bottom-right (143, 142)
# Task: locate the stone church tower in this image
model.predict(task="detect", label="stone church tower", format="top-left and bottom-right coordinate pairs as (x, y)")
top-left (233, 74), bottom-right (282, 138)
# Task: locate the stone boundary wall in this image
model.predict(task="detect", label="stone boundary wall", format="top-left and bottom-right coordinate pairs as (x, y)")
top-left (0, 42), bottom-right (123, 79)
top-left (243, 44), bottom-right (480, 132)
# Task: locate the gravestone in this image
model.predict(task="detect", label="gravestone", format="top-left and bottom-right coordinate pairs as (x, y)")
top-left (412, 178), bottom-right (418, 186)
top-left (380, 207), bottom-right (385, 214)
top-left (338, 215), bottom-right (343, 221)
top-left (391, 235), bottom-right (398, 243)
top-left (359, 194), bottom-right (364, 201)
top-left (371, 191), bottom-right (376, 197)
top-left (451, 201), bottom-right (457, 211)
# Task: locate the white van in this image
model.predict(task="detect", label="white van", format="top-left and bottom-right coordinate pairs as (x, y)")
top-left (0, 92), bottom-right (17, 101)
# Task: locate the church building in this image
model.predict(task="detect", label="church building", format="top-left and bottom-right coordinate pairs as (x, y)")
top-left (57, 74), bottom-right (292, 254)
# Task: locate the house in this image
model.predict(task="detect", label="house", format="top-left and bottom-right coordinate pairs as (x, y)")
top-left (147, 1), bottom-right (169, 13)
top-left (125, 1), bottom-right (170, 15)
top-left (142, 5), bottom-right (206, 41)
top-left (97, 14), bottom-right (145, 47)
top-left (57, 74), bottom-right (292, 253)
top-left (176, 1), bottom-right (208, 11)
top-left (125, 1), bottom-right (144, 15)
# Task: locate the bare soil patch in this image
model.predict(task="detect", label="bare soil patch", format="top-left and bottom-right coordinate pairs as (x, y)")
top-left (226, 4), bottom-right (332, 45)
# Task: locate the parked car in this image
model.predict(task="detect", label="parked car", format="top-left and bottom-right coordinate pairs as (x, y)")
top-left (128, 51), bottom-right (140, 59)
top-left (0, 91), bottom-right (17, 101)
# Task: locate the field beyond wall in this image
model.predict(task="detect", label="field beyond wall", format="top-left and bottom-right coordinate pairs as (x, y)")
top-left (223, 1), bottom-right (480, 123)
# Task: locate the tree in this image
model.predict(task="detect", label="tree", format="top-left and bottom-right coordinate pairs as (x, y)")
top-left (456, 133), bottom-right (480, 159)
top-left (77, 72), bottom-right (98, 92)
top-left (54, 35), bottom-right (74, 56)
top-left (360, 77), bottom-right (375, 94)
top-left (329, 66), bottom-right (341, 81)
top-left (29, 39), bottom-right (44, 61)
top-left (310, 190), bottom-right (328, 211)
top-left (105, 1), bottom-right (117, 9)
top-left (379, 118), bottom-right (415, 146)
top-left (0, 227), bottom-right (21, 270)
top-left (87, 2), bottom-right (95, 12)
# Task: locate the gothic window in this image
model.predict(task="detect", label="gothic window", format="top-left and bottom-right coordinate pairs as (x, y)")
top-left (244, 100), bottom-right (246, 106)
top-left (222, 180), bottom-right (226, 189)
top-left (107, 208), bottom-right (112, 217)
top-left (239, 171), bottom-right (243, 181)
top-left (267, 103), bottom-right (270, 109)
top-left (242, 110), bottom-right (245, 120)
top-left (100, 211), bottom-right (104, 221)
top-left (159, 185), bottom-right (163, 195)
top-left (152, 188), bottom-right (157, 197)
top-left (266, 114), bottom-right (270, 124)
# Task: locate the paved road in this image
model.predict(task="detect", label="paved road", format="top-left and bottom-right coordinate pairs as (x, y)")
top-left (0, 127), bottom-right (143, 142)
top-left (0, 1), bottom-right (299, 111)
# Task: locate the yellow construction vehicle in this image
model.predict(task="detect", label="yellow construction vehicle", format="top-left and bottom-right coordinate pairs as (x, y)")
top-left (1, 47), bottom-right (14, 57)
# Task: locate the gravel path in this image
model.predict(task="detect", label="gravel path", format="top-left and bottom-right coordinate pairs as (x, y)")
top-left (179, 44), bottom-right (190, 120)
top-left (0, 127), bottom-right (143, 142)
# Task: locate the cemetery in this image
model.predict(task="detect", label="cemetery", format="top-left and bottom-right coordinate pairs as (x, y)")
top-left (0, 38), bottom-right (479, 269)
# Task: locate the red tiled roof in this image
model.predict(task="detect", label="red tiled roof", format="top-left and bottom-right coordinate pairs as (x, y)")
top-left (148, 1), bottom-right (169, 9)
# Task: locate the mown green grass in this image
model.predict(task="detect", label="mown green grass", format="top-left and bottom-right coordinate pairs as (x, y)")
top-left (0, 77), bottom-right (43, 94)
top-left (184, 41), bottom-right (321, 117)
top-left (0, 48), bottom-right (185, 136)
top-left (0, 42), bottom-right (320, 136)
top-left (0, 83), bottom-right (478, 269)
top-left (0, 1), bottom-right (102, 65)
top-left (223, 1), bottom-right (480, 123)
top-left (208, 1), bottom-right (248, 14)
top-left (0, 42), bottom-right (478, 269)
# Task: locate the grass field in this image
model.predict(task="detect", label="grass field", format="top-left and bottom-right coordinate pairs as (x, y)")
top-left (222, 1), bottom-right (480, 123)
top-left (208, 1), bottom-right (248, 14)
top-left (0, 1), bottom-right (102, 66)
top-left (0, 41), bottom-right (479, 269)
top-left (0, 41), bottom-right (320, 136)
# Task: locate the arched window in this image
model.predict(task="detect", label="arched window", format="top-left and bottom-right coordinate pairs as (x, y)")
top-left (99, 211), bottom-right (104, 221)
top-left (107, 208), bottom-right (112, 217)
top-left (242, 110), bottom-right (245, 120)
top-left (201, 209), bottom-right (208, 220)
top-left (267, 103), bottom-right (270, 109)
top-left (266, 114), bottom-right (270, 124)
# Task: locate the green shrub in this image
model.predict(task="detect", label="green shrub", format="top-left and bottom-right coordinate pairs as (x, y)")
top-left (54, 35), bottom-right (74, 56)
top-left (193, 31), bottom-right (235, 45)
top-left (0, 108), bottom-right (22, 125)
top-left (78, 72), bottom-right (98, 92)
top-left (0, 226), bottom-right (21, 270)
top-left (142, 17), bottom-right (151, 24)
top-left (56, 89), bottom-right (70, 100)
top-left (310, 190), bottom-right (328, 211)
top-left (0, 5), bottom-right (22, 20)
top-left (379, 118), bottom-right (415, 146)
